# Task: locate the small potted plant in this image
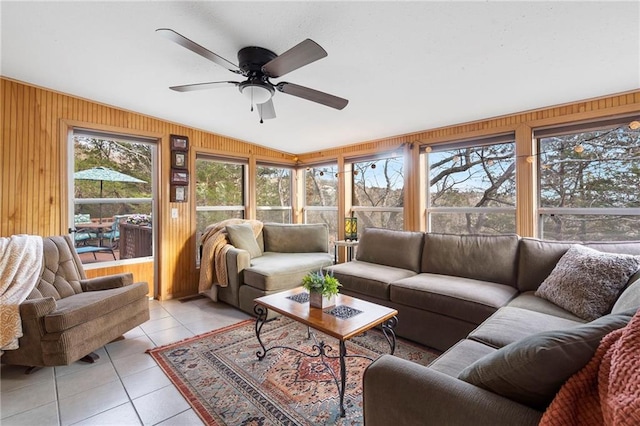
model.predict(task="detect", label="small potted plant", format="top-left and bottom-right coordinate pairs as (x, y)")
top-left (302, 269), bottom-right (341, 309)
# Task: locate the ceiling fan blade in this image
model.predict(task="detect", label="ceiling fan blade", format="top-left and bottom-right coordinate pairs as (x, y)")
top-left (262, 39), bottom-right (327, 78)
top-left (156, 28), bottom-right (241, 73)
top-left (276, 82), bottom-right (348, 110)
top-left (257, 99), bottom-right (276, 122)
top-left (169, 81), bottom-right (239, 92)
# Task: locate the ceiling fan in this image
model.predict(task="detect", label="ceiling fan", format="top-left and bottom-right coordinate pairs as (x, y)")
top-left (157, 28), bottom-right (349, 123)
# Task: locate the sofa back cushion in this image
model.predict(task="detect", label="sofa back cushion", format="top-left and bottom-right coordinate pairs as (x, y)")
top-left (422, 233), bottom-right (520, 287)
top-left (30, 236), bottom-right (86, 300)
top-left (517, 238), bottom-right (640, 292)
top-left (226, 223), bottom-right (262, 258)
top-left (356, 228), bottom-right (424, 273)
top-left (263, 223), bottom-right (328, 253)
top-left (458, 310), bottom-right (633, 410)
top-left (612, 279), bottom-right (640, 314)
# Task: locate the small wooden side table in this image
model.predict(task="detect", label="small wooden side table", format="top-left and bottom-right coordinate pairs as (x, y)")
top-left (333, 240), bottom-right (359, 264)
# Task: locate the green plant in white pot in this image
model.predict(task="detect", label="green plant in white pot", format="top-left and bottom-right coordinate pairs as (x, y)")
top-left (302, 269), bottom-right (341, 309)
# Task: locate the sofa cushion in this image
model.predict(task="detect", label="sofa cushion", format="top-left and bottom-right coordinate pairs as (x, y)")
top-left (44, 282), bottom-right (149, 333)
top-left (356, 228), bottom-right (424, 273)
top-left (226, 223), bottom-right (262, 259)
top-left (327, 260), bottom-right (417, 300)
top-left (243, 252), bottom-right (333, 292)
top-left (535, 245), bottom-right (640, 321)
top-left (506, 292), bottom-right (586, 322)
top-left (612, 279), bottom-right (640, 314)
top-left (263, 223), bottom-right (328, 253)
top-left (517, 238), bottom-right (640, 292)
top-left (469, 306), bottom-right (583, 348)
top-left (422, 233), bottom-right (520, 287)
top-left (390, 274), bottom-right (518, 325)
top-left (458, 311), bottom-right (632, 410)
top-left (428, 339), bottom-right (497, 378)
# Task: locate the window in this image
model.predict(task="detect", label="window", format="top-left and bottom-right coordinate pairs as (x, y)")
top-left (304, 164), bottom-right (338, 248)
top-left (256, 164), bottom-right (292, 223)
top-left (351, 155), bottom-right (404, 231)
top-left (195, 155), bottom-right (246, 242)
top-left (71, 130), bottom-right (155, 265)
top-left (425, 135), bottom-right (516, 234)
top-left (537, 119), bottom-right (640, 241)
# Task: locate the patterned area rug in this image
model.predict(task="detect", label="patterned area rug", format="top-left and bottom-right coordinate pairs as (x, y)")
top-left (148, 317), bottom-right (439, 425)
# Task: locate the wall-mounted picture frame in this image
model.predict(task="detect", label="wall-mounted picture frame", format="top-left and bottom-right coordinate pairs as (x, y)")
top-left (170, 169), bottom-right (189, 185)
top-left (170, 185), bottom-right (188, 202)
top-left (170, 134), bottom-right (189, 151)
top-left (171, 151), bottom-right (187, 169)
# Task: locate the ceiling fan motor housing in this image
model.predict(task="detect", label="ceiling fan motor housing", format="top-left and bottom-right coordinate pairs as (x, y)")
top-left (238, 46), bottom-right (277, 74)
top-left (237, 46), bottom-right (277, 101)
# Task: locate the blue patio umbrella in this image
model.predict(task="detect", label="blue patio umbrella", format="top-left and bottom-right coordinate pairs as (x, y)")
top-left (74, 166), bottom-right (146, 221)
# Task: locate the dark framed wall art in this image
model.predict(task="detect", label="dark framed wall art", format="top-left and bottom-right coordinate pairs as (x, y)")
top-left (169, 134), bottom-right (189, 202)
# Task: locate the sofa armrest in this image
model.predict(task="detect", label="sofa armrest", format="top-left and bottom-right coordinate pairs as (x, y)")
top-left (80, 273), bottom-right (133, 292)
top-left (226, 247), bottom-right (251, 286)
top-left (19, 297), bottom-right (57, 320)
top-left (363, 355), bottom-right (542, 426)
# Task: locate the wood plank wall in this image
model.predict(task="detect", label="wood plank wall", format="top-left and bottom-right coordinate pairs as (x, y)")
top-left (2, 77), bottom-right (639, 298)
top-left (1, 78), bottom-right (294, 300)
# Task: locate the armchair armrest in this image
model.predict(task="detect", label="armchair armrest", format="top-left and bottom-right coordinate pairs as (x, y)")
top-left (80, 273), bottom-right (133, 292)
top-left (19, 297), bottom-right (57, 320)
top-left (363, 355), bottom-right (542, 426)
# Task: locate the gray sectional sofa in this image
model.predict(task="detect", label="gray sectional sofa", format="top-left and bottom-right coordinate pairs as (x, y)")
top-left (325, 228), bottom-right (640, 424)
top-left (215, 223), bottom-right (333, 316)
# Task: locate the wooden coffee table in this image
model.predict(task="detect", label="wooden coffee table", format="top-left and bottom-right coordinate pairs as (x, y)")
top-left (253, 287), bottom-right (398, 417)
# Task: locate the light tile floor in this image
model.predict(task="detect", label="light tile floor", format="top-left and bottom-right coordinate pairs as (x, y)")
top-left (1, 297), bottom-right (251, 425)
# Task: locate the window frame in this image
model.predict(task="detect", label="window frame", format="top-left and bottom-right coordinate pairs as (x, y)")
top-left (69, 128), bottom-right (157, 267)
top-left (535, 117), bottom-right (640, 240)
top-left (349, 153), bottom-right (405, 231)
top-left (255, 162), bottom-right (294, 224)
top-left (422, 133), bottom-right (517, 234)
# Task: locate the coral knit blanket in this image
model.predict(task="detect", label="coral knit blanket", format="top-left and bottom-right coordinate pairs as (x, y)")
top-left (0, 235), bottom-right (43, 353)
top-left (198, 219), bottom-right (262, 300)
top-left (540, 309), bottom-right (640, 426)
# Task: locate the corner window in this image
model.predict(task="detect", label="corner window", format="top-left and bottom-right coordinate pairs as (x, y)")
top-left (351, 155), bottom-right (404, 231)
top-left (424, 135), bottom-right (516, 234)
top-left (304, 164), bottom-right (338, 247)
top-left (256, 164), bottom-right (292, 223)
top-left (537, 119), bottom-right (640, 241)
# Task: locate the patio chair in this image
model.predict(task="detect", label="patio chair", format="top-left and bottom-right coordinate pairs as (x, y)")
top-left (73, 214), bottom-right (96, 246)
top-left (101, 215), bottom-right (129, 249)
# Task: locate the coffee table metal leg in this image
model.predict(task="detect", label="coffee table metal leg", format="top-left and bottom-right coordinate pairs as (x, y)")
top-left (339, 340), bottom-right (347, 417)
top-left (254, 304), bottom-right (268, 360)
top-left (381, 316), bottom-right (398, 355)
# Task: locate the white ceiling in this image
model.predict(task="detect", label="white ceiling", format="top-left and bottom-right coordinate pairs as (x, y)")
top-left (2, 1), bottom-right (639, 154)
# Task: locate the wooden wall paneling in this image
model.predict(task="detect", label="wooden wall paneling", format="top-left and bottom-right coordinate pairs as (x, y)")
top-left (2, 78), bottom-right (292, 300)
top-left (3, 77), bottom-right (640, 299)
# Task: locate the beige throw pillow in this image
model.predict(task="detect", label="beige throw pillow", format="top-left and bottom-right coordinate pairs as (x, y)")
top-left (535, 245), bottom-right (640, 321)
top-left (226, 223), bottom-right (262, 259)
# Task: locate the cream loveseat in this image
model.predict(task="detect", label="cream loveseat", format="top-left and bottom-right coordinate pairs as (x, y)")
top-left (324, 228), bottom-right (640, 425)
top-left (209, 223), bottom-right (333, 315)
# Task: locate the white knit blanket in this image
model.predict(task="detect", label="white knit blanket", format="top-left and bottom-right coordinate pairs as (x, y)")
top-left (0, 235), bottom-right (43, 353)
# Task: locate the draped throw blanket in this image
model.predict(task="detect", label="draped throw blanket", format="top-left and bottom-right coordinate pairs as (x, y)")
top-left (198, 219), bottom-right (263, 301)
top-left (0, 235), bottom-right (43, 353)
top-left (540, 309), bottom-right (640, 426)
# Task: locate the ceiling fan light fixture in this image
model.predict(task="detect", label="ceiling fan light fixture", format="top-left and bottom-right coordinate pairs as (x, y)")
top-left (240, 84), bottom-right (273, 105)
